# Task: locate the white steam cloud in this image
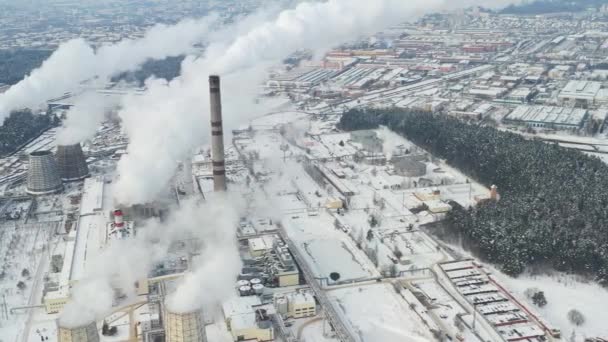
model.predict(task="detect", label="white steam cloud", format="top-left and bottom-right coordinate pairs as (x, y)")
top-left (111, 0), bottom-right (521, 205)
top-left (56, 91), bottom-right (120, 145)
top-left (377, 125), bottom-right (405, 161)
top-left (59, 196), bottom-right (243, 327)
top-left (165, 195), bottom-right (243, 313)
top-left (0, 15), bottom-right (219, 122)
top-left (111, 0), bottom-right (430, 204)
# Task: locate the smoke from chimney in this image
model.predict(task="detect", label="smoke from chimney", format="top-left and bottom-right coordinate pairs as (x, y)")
top-left (209, 75), bottom-right (227, 192)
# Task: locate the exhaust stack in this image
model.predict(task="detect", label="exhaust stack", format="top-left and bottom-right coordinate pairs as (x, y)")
top-left (209, 75), bottom-right (226, 192)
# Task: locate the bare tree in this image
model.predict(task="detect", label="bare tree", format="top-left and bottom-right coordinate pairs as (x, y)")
top-left (567, 309), bottom-right (585, 326)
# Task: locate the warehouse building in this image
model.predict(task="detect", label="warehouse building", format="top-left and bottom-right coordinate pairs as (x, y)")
top-left (503, 105), bottom-right (588, 130)
top-left (558, 80), bottom-right (607, 106)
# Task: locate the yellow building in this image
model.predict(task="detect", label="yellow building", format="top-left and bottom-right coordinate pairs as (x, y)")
top-left (274, 291), bottom-right (317, 319)
top-left (223, 297), bottom-right (274, 342)
top-left (248, 236), bottom-right (276, 258)
top-left (44, 290), bottom-right (70, 314)
top-left (278, 270), bottom-right (299, 287)
top-left (287, 291), bottom-right (316, 319)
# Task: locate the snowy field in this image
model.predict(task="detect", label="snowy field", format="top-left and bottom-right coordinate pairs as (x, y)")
top-left (497, 272), bottom-right (608, 340)
top-left (299, 319), bottom-right (338, 342)
top-left (444, 242), bottom-right (608, 341)
top-left (328, 283), bottom-right (433, 342)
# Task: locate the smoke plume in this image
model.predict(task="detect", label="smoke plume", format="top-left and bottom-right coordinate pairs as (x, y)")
top-left (0, 16), bottom-right (219, 122)
top-left (56, 91), bottom-right (120, 145)
top-left (112, 0), bottom-right (432, 205)
top-left (165, 195), bottom-right (243, 313)
top-left (59, 196), bottom-right (243, 327)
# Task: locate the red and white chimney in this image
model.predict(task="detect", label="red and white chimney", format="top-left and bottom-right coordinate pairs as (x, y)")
top-left (113, 209), bottom-right (125, 229)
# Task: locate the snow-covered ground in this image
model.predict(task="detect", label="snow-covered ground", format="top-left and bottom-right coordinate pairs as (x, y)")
top-left (497, 272), bottom-right (608, 340)
top-left (299, 319), bottom-right (338, 342)
top-left (328, 283), bottom-right (433, 342)
top-left (443, 240), bottom-right (608, 341)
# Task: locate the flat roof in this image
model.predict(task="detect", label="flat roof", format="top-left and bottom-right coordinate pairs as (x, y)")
top-left (559, 80), bottom-right (601, 100)
top-left (505, 105), bottom-right (587, 126)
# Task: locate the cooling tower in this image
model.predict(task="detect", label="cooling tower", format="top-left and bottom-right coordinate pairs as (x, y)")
top-left (57, 321), bottom-right (100, 342)
top-left (209, 75), bottom-right (226, 192)
top-left (165, 309), bottom-right (206, 342)
top-left (27, 150), bottom-right (63, 195)
top-left (55, 143), bottom-right (90, 182)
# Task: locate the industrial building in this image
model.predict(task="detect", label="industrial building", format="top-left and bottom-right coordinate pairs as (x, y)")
top-left (392, 157), bottom-right (427, 177)
top-left (438, 260), bottom-right (559, 342)
top-left (222, 296), bottom-right (274, 342)
top-left (558, 80), bottom-right (605, 106)
top-left (265, 240), bottom-right (300, 287)
top-left (55, 143), bottom-right (90, 182)
top-left (26, 150), bottom-right (64, 195)
top-left (57, 321), bottom-right (99, 342)
top-left (273, 290), bottom-right (317, 319)
top-left (164, 309), bottom-right (206, 342)
top-left (504, 105), bottom-right (588, 130)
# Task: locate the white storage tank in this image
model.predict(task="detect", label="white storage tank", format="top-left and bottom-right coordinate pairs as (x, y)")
top-left (239, 285), bottom-right (252, 296)
top-left (250, 278), bottom-right (262, 285)
top-left (237, 280), bottom-right (250, 287)
top-left (252, 284), bottom-right (264, 295)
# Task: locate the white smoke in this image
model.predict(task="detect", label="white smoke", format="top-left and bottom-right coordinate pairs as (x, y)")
top-left (59, 234), bottom-right (165, 328)
top-left (377, 125), bottom-right (405, 161)
top-left (59, 195), bottom-right (243, 327)
top-left (164, 195), bottom-right (243, 313)
top-left (112, 0), bottom-right (436, 205)
top-left (0, 15), bottom-right (219, 122)
top-left (56, 91), bottom-right (120, 145)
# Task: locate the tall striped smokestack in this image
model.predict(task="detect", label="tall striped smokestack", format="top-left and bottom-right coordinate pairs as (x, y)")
top-left (209, 75), bottom-right (226, 192)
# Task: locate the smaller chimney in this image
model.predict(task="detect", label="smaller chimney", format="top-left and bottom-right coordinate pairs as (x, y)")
top-left (113, 209), bottom-right (125, 229)
top-left (490, 185), bottom-right (499, 201)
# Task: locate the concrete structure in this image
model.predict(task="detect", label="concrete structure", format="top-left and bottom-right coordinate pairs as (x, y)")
top-left (248, 235), bottom-right (276, 258)
top-left (222, 297), bottom-right (273, 342)
top-left (274, 291), bottom-right (317, 319)
top-left (209, 75), bottom-right (227, 192)
top-left (266, 241), bottom-right (300, 287)
top-left (558, 80), bottom-right (602, 106)
top-left (55, 143), bottom-right (90, 182)
top-left (57, 321), bottom-right (99, 342)
top-left (393, 158), bottom-right (427, 177)
top-left (504, 105), bottom-right (588, 130)
top-left (164, 309), bottom-right (206, 342)
top-left (27, 150), bottom-right (63, 195)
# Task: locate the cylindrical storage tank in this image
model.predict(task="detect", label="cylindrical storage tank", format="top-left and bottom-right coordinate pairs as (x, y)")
top-left (55, 143), bottom-right (90, 182)
top-left (27, 151), bottom-right (63, 195)
top-left (239, 285), bottom-right (252, 296)
top-left (57, 320), bottom-right (99, 342)
top-left (250, 278), bottom-right (261, 285)
top-left (252, 284), bottom-right (264, 295)
top-left (237, 280), bottom-right (250, 287)
top-left (164, 309), bottom-right (205, 342)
